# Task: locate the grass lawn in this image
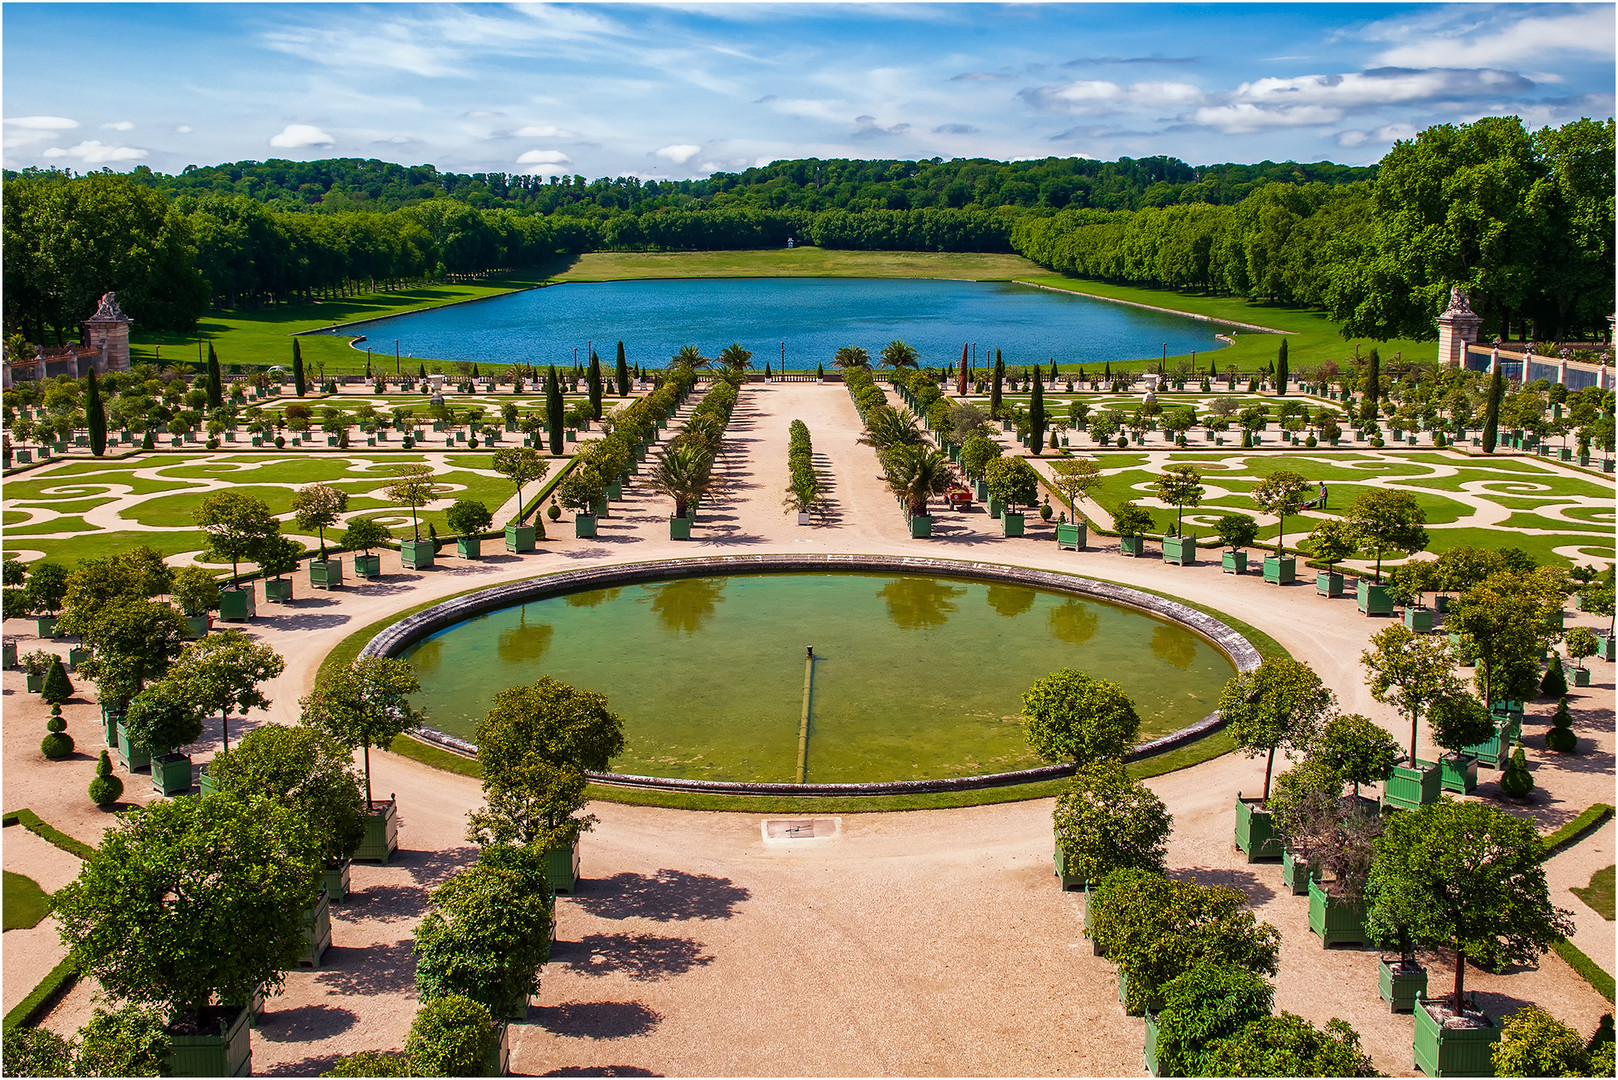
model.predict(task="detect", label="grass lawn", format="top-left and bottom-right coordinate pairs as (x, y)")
top-left (2, 870), bottom-right (51, 931)
top-left (1573, 864), bottom-right (1616, 921)
top-left (558, 249), bottom-right (1045, 283)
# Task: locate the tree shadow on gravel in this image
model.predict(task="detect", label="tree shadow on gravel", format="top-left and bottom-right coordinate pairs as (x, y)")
top-left (261, 612), bottom-right (352, 632)
top-left (343, 882), bottom-right (431, 923)
top-left (1172, 865), bottom-right (1278, 905)
top-left (255, 1002), bottom-right (359, 1042)
top-left (539, 1066), bottom-right (662, 1077)
top-left (551, 932), bottom-right (714, 982)
top-left (576, 869), bottom-right (750, 921)
top-left (258, 1052), bottom-right (343, 1077)
top-left (533, 1001), bottom-right (664, 1040)
top-left (312, 939), bottom-right (417, 996)
top-left (390, 842), bottom-right (478, 887)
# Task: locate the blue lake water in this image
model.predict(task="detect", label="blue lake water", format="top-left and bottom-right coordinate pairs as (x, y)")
top-left (330, 277), bottom-right (1237, 371)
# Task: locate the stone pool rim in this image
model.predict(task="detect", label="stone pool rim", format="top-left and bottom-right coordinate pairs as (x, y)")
top-left (360, 553), bottom-right (1262, 796)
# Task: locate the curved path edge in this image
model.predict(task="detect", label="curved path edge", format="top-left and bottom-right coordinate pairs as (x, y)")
top-left (358, 552), bottom-right (1261, 796)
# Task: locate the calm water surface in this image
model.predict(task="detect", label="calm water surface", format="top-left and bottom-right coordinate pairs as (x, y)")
top-left (402, 572), bottom-right (1234, 783)
top-left (336, 278), bottom-right (1235, 371)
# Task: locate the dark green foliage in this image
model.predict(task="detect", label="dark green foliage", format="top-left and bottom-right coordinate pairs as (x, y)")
top-left (1153, 963), bottom-right (1275, 1078)
top-left (1216, 513), bottom-right (1259, 551)
top-left (404, 995), bottom-right (495, 1078)
top-left (41, 702), bottom-right (74, 759)
top-left (89, 749), bottom-right (124, 807)
top-left (86, 367), bottom-right (106, 457)
top-left (1362, 348), bottom-right (1380, 419)
top-left (340, 516), bottom-right (392, 555)
top-left (587, 350), bottom-right (603, 419)
top-left (205, 344), bottom-right (223, 410)
top-left (614, 342), bottom-right (630, 395)
top-left (545, 365), bottom-right (563, 455)
top-left (76, 1003), bottom-right (171, 1078)
top-left (1547, 696), bottom-right (1578, 753)
top-left (1482, 366), bottom-right (1504, 454)
top-left (22, 562), bottom-right (69, 617)
top-left (1274, 338), bottom-right (1288, 395)
top-left (1499, 747), bottom-right (1535, 798)
top-left (40, 658), bottom-right (72, 705)
top-left (323, 1050), bottom-right (412, 1077)
top-left (122, 678), bottom-right (204, 755)
top-left (413, 861), bottom-right (555, 1019)
top-left (1110, 500), bottom-right (1154, 539)
top-left (1053, 761), bottom-right (1170, 883)
top-left (2, 1026), bottom-right (73, 1076)
top-left (990, 349), bottom-right (1003, 418)
top-left (292, 339), bottom-right (306, 397)
top-left (445, 499), bottom-right (493, 537)
top-left (1029, 364), bottom-right (1045, 453)
top-left (1202, 1013), bottom-right (1376, 1077)
top-left (1428, 693), bottom-right (1497, 757)
top-left (1491, 1005), bottom-right (1591, 1077)
top-left (209, 724), bottom-right (367, 865)
top-left (1541, 653), bottom-right (1568, 698)
top-left (1022, 670), bottom-right (1141, 767)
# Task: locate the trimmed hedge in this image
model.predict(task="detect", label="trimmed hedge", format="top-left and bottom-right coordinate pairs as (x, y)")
top-left (2, 808), bottom-right (97, 861)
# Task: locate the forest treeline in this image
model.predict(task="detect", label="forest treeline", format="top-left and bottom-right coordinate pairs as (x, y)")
top-left (3, 116), bottom-right (1611, 349)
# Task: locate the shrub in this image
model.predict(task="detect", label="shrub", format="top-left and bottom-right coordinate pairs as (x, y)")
top-left (1546, 696), bottom-right (1577, 753)
top-left (89, 749), bottom-right (124, 806)
top-left (1202, 1013), bottom-right (1376, 1077)
top-left (2, 1027), bottom-right (74, 1076)
top-left (1216, 513), bottom-right (1259, 551)
top-left (1499, 748), bottom-right (1534, 798)
top-left (76, 1002), bottom-right (171, 1078)
top-left (1053, 761), bottom-right (1170, 883)
top-left (1541, 654), bottom-right (1568, 698)
top-left (41, 702), bottom-right (74, 759)
top-left (323, 1050), bottom-right (412, 1077)
top-left (1154, 963), bottom-right (1274, 1077)
top-left (1021, 670), bottom-right (1141, 767)
top-left (40, 657), bottom-right (73, 705)
top-left (404, 995), bottom-right (496, 1077)
top-left (413, 862), bottom-right (555, 1019)
top-left (1491, 1005), bottom-right (1590, 1077)
top-left (546, 503), bottom-right (561, 521)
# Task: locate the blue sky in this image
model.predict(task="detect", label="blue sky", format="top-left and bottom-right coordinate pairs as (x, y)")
top-left (4, 3), bottom-right (1613, 179)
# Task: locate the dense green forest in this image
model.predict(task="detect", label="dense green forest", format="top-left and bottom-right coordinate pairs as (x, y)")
top-left (4, 116), bottom-right (1610, 350)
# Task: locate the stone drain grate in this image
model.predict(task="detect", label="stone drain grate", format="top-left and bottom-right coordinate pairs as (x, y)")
top-left (762, 818), bottom-right (841, 842)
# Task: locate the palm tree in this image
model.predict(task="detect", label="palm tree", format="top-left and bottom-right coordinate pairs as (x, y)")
top-left (672, 345), bottom-right (709, 369)
top-left (649, 442), bottom-right (714, 520)
top-left (879, 340), bottom-right (920, 369)
top-left (883, 444), bottom-right (954, 519)
top-left (833, 346), bottom-right (871, 369)
top-left (857, 406), bottom-right (925, 453)
top-left (717, 343), bottom-right (753, 373)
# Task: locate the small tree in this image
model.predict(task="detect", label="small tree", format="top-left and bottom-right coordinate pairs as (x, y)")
top-left (1216, 513), bottom-right (1259, 553)
top-left (649, 442), bottom-right (714, 521)
top-left (1565, 626), bottom-right (1599, 671)
top-left (1449, 568), bottom-right (1567, 706)
top-left (983, 455), bottom-right (1040, 513)
top-left (40, 655), bottom-right (74, 705)
top-left (340, 517), bottom-right (392, 557)
top-left (1153, 963), bottom-right (1274, 1078)
top-left (1310, 713), bottom-right (1398, 799)
top-left (1218, 658), bottom-right (1334, 803)
top-left (300, 656), bottom-right (424, 807)
top-left (445, 499), bottom-right (493, 538)
top-left (404, 995), bottom-right (495, 1078)
top-left (75, 598), bottom-right (190, 710)
top-left (383, 464), bottom-right (447, 543)
top-left (194, 492), bottom-right (278, 588)
top-left (76, 1003), bottom-right (173, 1078)
top-left (1021, 669), bottom-right (1141, 766)
top-left (21, 560), bottom-right (69, 618)
top-left (1491, 1005), bottom-right (1591, 1077)
top-left (1306, 518), bottom-right (1356, 575)
top-left (1499, 746), bottom-right (1535, 797)
top-left (1546, 695), bottom-right (1578, 752)
top-left (413, 860), bottom-right (555, 1020)
top-left (1053, 760), bottom-right (1170, 882)
top-left (1365, 800), bottom-right (1572, 1012)
top-left (958, 434), bottom-right (1002, 481)
top-left (1345, 488), bottom-right (1428, 583)
top-left (614, 341), bottom-right (630, 396)
top-left (53, 792), bottom-right (322, 1028)
top-left (1153, 464), bottom-right (1203, 535)
top-left (89, 748), bottom-right (124, 807)
top-left (291, 482), bottom-right (349, 559)
top-left (882, 444), bottom-right (953, 519)
top-left (556, 460), bottom-right (606, 516)
top-left (1202, 1014), bottom-right (1376, 1077)
top-left (1049, 457), bottom-right (1104, 523)
top-left (1361, 623), bottom-right (1463, 764)
top-left (170, 565), bottom-right (221, 617)
top-left (167, 629), bottom-right (285, 755)
top-left (1112, 501), bottom-right (1155, 541)
top-left (210, 724), bottom-right (366, 869)
top-left (1540, 653), bottom-right (1568, 698)
top-left (491, 446), bottom-right (550, 527)
top-left (1251, 470), bottom-right (1311, 555)
top-left (123, 678), bottom-right (205, 757)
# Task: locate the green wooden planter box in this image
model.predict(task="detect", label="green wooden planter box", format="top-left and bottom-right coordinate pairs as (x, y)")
top-left (1234, 796), bottom-right (1282, 862)
top-left (400, 538), bottom-right (435, 569)
top-left (1463, 728), bottom-right (1509, 769)
top-left (322, 859), bottom-right (352, 903)
top-left (198, 763), bottom-right (218, 795)
top-left (1403, 606), bottom-right (1434, 632)
top-left (263, 577), bottom-right (294, 604)
top-left (1357, 580), bottom-right (1393, 616)
top-left (1083, 884), bottom-right (1105, 956)
top-left (1317, 572), bottom-right (1344, 597)
top-left (592, 495), bottom-right (609, 518)
top-left (355, 798), bottom-right (398, 863)
top-left (1439, 753), bottom-right (1478, 794)
top-left (116, 721), bottom-right (152, 773)
top-left (1434, 594), bottom-right (1451, 613)
top-left (1002, 511), bottom-right (1025, 538)
top-left (1222, 550), bottom-right (1248, 574)
top-left (1307, 878), bottom-right (1368, 947)
top-left (183, 613), bottom-right (212, 640)
top-left (1263, 555), bottom-right (1296, 585)
top-left (607, 478), bottom-right (623, 500)
top-left (166, 1005), bottom-right (252, 1077)
top-left (67, 645), bottom-right (89, 671)
top-left (987, 497), bottom-right (1004, 519)
top-left (1383, 759), bottom-right (1442, 810)
top-left (1162, 535), bottom-right (1196, 565)
top-left (1053, 521), bottom-right (1084, 550)
top-left (309, 559), bottom-right (343, 589)
top-left (1053, 834), bottom-right (1084, 891)
top-left (910, 514), bottom-right (933, 539)
top-left (353, 553), bottom-right (382, 578)
top-left (670, 515), bottom-right (692, 540)
top-left (486, 1022), bottom-right (511, 1077)
top-left (1379, 957), bottom-right (1427, 1013)
top-left (33, 614), bottom-right (65, 640)
top-left (301, 888), bottom-right (332, 968)
top-left (1573, 666), bottom-right (1591, 687)
top-left (1120, 534), bottom-right (1147, 557)
top-left (152, 752), bottom-right (193, 796)
top-left (505, 524), bottom-right (536, 553)
top-left (1282, 848), bottom-right (1318, 895)
top-left (25, 671), bottom-right (45, 693)
top-left (575, 513), bottom-right (598, 538)
top-left (973, 479), bottom-right (988, 501)
top-left (547, 840), bottom-right (581, 894)
top-left (1144, 1012), bottom-right (1161, 1077)
top-left (457, 536), bottom-right (482, 559)
top-left (1413, 998), bottom-right (1498, 1078)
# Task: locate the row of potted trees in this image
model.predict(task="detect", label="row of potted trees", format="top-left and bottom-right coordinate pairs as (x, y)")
top-left (783, 418), bottom-right (827, 523)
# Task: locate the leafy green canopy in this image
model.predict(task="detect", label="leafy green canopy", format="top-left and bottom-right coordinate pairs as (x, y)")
top-left (1021, 669), bottom-right (1141, 767)
top-left (1053, 760), bottom-right (1170, 884)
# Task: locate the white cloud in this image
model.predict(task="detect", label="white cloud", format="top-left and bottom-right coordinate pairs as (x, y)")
top-left (1190, 103), bottom-right (1344, 133)
top-left (516, 149), bottom-right (571, 165)
top-left (1232, 68), bottom-right (1530, 109)
top-left (102, 120), bottom-right (135, 132)
top-left (1367, 6), bottom-right (1615, 69)
top-left (176, 125), bottom-right (194, 134)
top-left (269, 124), bottom-right (336, 148)
top-left (513, 124), bottom-right (576, 138)
top-left (42, 140), bottom-right (147, 164)
top-left (4, 116), bottom-right (79, 149)
top-left (654, 144), bottom-right (702, 164)
top-left (1023, 79), bottom-right (1204, 114)
top-left (1337, 123), bottom-right (1417, 148)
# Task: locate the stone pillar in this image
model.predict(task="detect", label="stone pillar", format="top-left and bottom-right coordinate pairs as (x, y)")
top-left (1556, 356), bottom-right (1569, 386)
top-left (81, 292), bottom-right (133, 373)
top-left (1489, 348), bottom-right (1499, 374)
top-left (1435, 286), bottom-right (1482, 369)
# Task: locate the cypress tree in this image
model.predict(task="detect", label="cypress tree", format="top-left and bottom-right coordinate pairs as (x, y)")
top-left (1030, 365), bottom-right (1046, 455)
top-left (1362, 347), bottom-right (1380, 419)
top-left (764, 361), bottom-right (771, 378)
top-left (990, 349), bottom-right (1004, 418)
top-left (419, 363), bottom-right (427, 380)
top-left (587, 351), bottom-right (603, 419)
top-left (1048, 358), bottom-right (1058, 381)
top-left (1275, 338), bottom-right (1288, 396)
top-left (292, 339), bottom-right (307, 397)
top-left (471, 363), bottom-right (480, 378)
top-left (816, 362), bottom-right (824, 379)
top-left (615, 342), bottom-right (630, 396)
top-left (86, 367), bottom-right (107, 457)
top-left (205, 344), bottom-right (223, 409)
top-left (1481, 365), bottom-right (1504, 454)
top-left (545, 365), bottom-right (564, 455)
top-left (41, 657), bottom-right (73, 705)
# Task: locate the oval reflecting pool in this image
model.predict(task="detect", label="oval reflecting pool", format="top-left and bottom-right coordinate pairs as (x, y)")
top-left (401, 572), bottom-right (1236, 784)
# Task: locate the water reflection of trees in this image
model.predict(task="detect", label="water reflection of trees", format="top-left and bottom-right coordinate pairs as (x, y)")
top-left (1150, 624), bottom-right (1199, 670)
top-left (646, 577), bottom-right (728, 635)
top-left (1047, 599), bottom-right (1099, 646)
top-left (498, 607), bottom-right (555, 665)
top-left (565, 587), bottom-right (623, 608)
top-left (986, 584), bottom-right (1037, 618)
top-left (880, 576), bottom-right (965, 630)
top-left (408, 637), bottom-right (443, 676)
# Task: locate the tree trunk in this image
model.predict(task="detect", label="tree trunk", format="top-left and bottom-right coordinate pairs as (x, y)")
top-left (1452, 948), bottom-right (1467, 1012)
top-left (363, 743), bottom-right (373, 807)
top-left (1262, 745), bottom-right (1276, 802)
top-left (1410, 714), bottom-right (1419, 766)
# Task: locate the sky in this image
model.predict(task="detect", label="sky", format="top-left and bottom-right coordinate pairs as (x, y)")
top-left (3, 2), bottom-right (1614, 180)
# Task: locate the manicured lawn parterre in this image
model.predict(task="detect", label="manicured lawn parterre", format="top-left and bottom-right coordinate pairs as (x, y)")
top-left (1572, 865), bottom-right (1615, 921)
top-left (2, 870), bottom-right (51, 931)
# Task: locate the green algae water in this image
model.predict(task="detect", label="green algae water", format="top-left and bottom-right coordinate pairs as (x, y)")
top-left (402, 573), bottom-right (1234, 783)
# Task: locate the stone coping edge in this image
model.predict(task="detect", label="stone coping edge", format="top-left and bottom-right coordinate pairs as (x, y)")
top-left (360, 553), bottom-right (1262, 796)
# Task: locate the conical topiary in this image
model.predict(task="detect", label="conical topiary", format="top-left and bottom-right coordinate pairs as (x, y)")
top-left (88, 749), bottom-right (124, 807)
top-left (1546, 695), bottom-right (1577, 753)
top-left (1540, 654), bottom-right (1568, 699)
top-left (1499, 747), bottom-right (1534, 798)
top-left (41, 702), bottom-right (74, 759)
top-left (40, 657), bottom-right (73, 705)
